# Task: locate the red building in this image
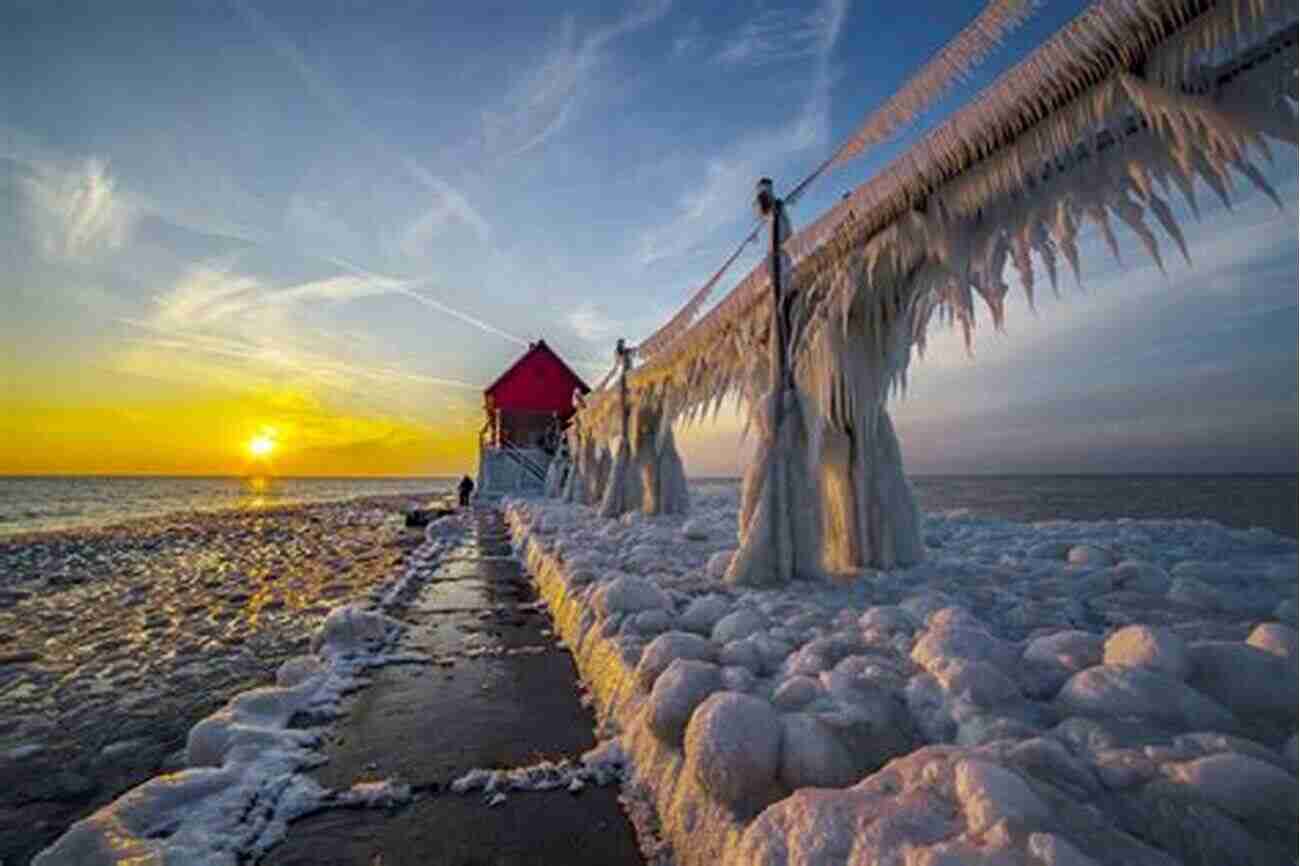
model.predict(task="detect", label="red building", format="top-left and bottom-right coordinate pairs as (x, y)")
top-left (482, 340), bottom-right (589, 453)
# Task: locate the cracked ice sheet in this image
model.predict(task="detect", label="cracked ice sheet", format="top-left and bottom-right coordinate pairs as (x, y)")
top-left (502, 481), bottom-right (1298, 866)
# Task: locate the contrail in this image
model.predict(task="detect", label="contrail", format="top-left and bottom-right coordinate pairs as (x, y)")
top-left (396, 287), bottom-right (529, 347)
top-left (322, 256), bottom-right (529, 348)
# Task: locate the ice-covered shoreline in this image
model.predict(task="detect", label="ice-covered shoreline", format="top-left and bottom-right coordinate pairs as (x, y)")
top-left (0, 496), bottom-right (445, 864)
top-left (503, 485), bottom-right (1298, 866)
top-left (25, 510), bottom-right (472, 864)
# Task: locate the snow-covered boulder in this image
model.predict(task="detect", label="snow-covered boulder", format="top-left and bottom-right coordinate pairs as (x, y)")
top-left (1091, 748), bottom-right (1158, 790)
top-left (1246, 622), bottom-right (1298, 662)
top-left (719, 639), bottom-right (764, 674)
top-left (818, 673), bottom-right (918, 773)
top-left (955, 757), bottom-right (1050, 833)
top-left (1027, 541), bottom-right (1073, 560)
top-left (1102, 625), bottom-right (1190, 681)
top-left (679, 594), bottom-right (731, 636)
top-left (1022, 630), bottom-right (1103, 672)
top-left (593, 576), bottom-right (671, 618)
top-left (722, 666), bottom-right (756, 693)
top-left (1167, 577), bottom-right (1224, 610)
top-left (1026, 833), bottom-right (1101, 866)
top-left (899, 592), bottom-right (955, 621)
top-left (1111, 560), bottom-right (1171, 595)
top-left (777, 713), bottom-right (858, 790)
top-left (932, 659), bottom-right (1021, 707)
top-left (1056, 665), bottom-right (1237, 733)
top-left (635, 631), bottom-right (715, 690)
top-left (310, 605), bottom-right (397, 657)
top-left (1002, 737), bottom-right (1100, 799)
top-left (1162, 753), bottom-right (1298, 820)
top-left (646, 659), bottom-right (722, 746)
top-left (911, 625), bottom-right (1017, 674)
top-left (711, 608), bottom-right (767, 645)
top-left (681, 519), bottom-right (709, 541)
top-left (772, 676), bottom-right (821, 710)
top-left (1172, 732), bottom-right (1294, 771)
top-left (858, 605), bottom-right (917, 635)
top-left (275, 655), bottom-right (325, 688)
top-left (185, 680), bottom-right (315, 768)
top-left (1185, 641), bottom-right (1298, 720)
top-left (925, 606), bottom-right (983, 632)
top-left (629, 609), bottom-right (675, 635)
top-left (1067, 545), bottom-right (1116, 567)
top-left (684, 692), bottom-right (782, 813)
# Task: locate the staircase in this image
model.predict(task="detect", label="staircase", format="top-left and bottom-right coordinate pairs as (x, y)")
top-left (476, 445), bottom-right (550, 498)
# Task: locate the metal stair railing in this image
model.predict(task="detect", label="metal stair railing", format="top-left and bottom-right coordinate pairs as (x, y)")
top-left (499, 442), bottom-right (548, 486)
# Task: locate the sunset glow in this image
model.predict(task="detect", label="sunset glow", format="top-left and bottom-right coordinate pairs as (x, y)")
top-left (0, 1), bottom-right (1293, 478)
top-left (248, 435), bottom-right (275, 458)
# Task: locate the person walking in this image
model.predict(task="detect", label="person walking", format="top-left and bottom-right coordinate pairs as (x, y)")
top-left (457, 474), bottom-right (475, 507)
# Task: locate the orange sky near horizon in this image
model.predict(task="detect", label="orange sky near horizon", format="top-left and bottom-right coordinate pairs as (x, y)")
top-left (0, 391), bottom-right (480, 477)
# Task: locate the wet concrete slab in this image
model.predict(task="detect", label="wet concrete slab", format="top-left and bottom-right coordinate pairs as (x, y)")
top-left (261, 509), bottom-right (643, 866)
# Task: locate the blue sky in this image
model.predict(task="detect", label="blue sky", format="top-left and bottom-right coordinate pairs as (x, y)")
top-left (2, 0), bottom-right (1295, 475)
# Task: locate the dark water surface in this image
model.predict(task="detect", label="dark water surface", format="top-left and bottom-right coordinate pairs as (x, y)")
top-left (696, 474), bottom-right (1298, 539)
top-left (3, 473), bottom-right (1294, 539)
top-left (909, 474), bottom-right (1297, 538)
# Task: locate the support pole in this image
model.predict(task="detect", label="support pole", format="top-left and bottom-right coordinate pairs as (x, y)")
top-left (725, 178), bottom-right (819, 586)
top-left (599, 337), bottom-right (641, 517)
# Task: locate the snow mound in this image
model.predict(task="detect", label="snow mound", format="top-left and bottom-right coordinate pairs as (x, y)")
top-left (1103, 625), bottom-right (1190, 680)
top-left (501, 489), bottom-right (1300, 866)
top-left (636, 631), bottom-right (716, 690)
top-left (685, 692), bottom-right (782, 814)
top-left (647, 659), bottom-right (722, 746)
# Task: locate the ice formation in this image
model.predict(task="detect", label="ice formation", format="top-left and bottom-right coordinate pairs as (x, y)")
top-left (566, 0), bottom-right (1296, 579)
top-left (503, 486), bottom-right (1299, 866)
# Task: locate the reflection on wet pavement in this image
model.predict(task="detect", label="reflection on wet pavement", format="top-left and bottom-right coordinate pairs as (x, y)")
top-left (265, 508), bottom-right (643, 866)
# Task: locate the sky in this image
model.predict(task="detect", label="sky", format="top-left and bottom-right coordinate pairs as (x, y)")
top-left (1, 0), bottom-right (1295, 477)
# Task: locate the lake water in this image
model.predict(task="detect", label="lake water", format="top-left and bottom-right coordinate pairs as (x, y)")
top-left (1, 474), bottom-right (1293, 538)
top-left (0, 476), bottom-right (454, 536)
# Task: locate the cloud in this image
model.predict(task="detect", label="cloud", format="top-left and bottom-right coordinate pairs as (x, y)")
top-left (714, 0), bottom-right (847, 67)
top-left (20, 157), bottom-right (136, 259)
top-left (234, 0), bottom-right (493, 249)
top-left (480, 0), bottom-right (671, 160)
top-left (636, 0), bottom-right (846, 266)
top-left (397, 162), bottom-right (493, 252)
top-left (147, 265), bottom-right (404, 331)
top-left (567, 302), bottom-right (621, 341)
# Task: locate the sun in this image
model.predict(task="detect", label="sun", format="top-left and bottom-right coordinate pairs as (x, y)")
top-left (248, 434), bottom-right (275, 459)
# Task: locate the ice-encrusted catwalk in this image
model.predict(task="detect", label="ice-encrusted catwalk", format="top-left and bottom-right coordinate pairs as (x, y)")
top-left (31, 513), bottom-right (471, 865)
top-left (504, 484), bottom-right (1298, 866)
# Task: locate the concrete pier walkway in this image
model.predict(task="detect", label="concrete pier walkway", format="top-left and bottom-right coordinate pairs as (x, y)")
top-left (263, 508), bottom-right (643, 866)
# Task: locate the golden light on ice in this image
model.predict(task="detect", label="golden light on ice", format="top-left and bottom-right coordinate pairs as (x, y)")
top-left (248, 435), bottom-right (275, 458)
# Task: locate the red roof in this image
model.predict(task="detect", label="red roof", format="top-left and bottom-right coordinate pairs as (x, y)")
top-left (484, 340), bottom-right (589, 414)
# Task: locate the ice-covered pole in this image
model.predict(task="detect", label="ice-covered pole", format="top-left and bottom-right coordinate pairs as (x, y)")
top-left (725, 179), bottom-right (820, 586)
top-left (598, 338), bottom-right (641, 517)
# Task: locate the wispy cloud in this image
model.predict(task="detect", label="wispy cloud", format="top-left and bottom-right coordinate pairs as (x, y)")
top-left (480, 0), bottom-right (671, 160)
top-left (714, 0), bottom-right (846, 67)
top-left (20, 157), bottom-right (136, 259)
top-left (637, 0), bottom-right (847, 266)
top-left (122, 322), bottom-right (481, 393)
top-left (567, 302), bottom-right (622, 342)
top-left (233, 0), bottom-right (493, 249)
top-left (398, 160), bottom-right (493, 252)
